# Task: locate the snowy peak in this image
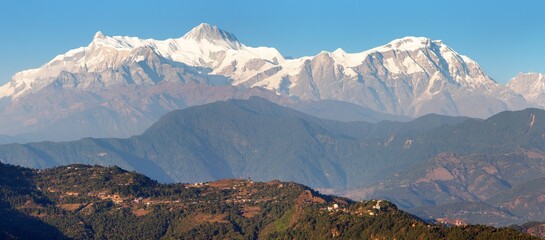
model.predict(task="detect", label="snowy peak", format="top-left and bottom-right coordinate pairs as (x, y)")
top-left (373, 36), bottom-right (453, 57)
top-left (508, 72), bottom-right (545, 91)
top-left (88, 32), bottom-right (146, 51)
top-left (0, 26), bottom-right (530, 120)
top-left (181, 23), bottom-right (242, 49)
top-left (380, 36), bottom-right (433, 52)
top-left (370, 36), bottom-right (495, 86)
top-left (507, 72), bottom-right (545, 106)
top-left (0, 23), bottom-right (288, 99)
top-left (285, 35), bottom-right (526, 118)
top-left (324, 37), bottom-right (456, 69)
top-left (125, 45), bottom-right (165, 64)
top-left (94, 31), bottom-right (106, 40)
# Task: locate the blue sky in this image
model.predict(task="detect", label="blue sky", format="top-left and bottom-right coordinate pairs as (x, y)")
top-left (0, 0), bottom-right (543, 85)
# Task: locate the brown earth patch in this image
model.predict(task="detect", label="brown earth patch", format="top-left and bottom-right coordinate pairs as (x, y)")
top-left (80, 202), bottom-right (94, 215)
top-left (59, 203), bottom-right (83, 212)
top-left (208, 179), bottom-right (244, 188)
top-left (241, 206), bottom-right (261, 218)
top-left (265, 180), bottom-right (282, 186)
top-left (174, 213), bottom-right (230, 233)
top-left (30, 212), bottom-right (48, 218)
top-left (98, 193), bottom-right (124, 204)
top-left (297, 190), bottom-right (326, 206)
top-left (482, 165), bottom-right (499, 175)
top-left (132, 208), bottom-right (150, 217)
top-left (525, 223), bottom-right (545, 238)
top-left (526, 151), bottom-right (545, 159)
top-left (193, 213), bottom-right (229, 224)
top-left (422, 167), bottom-right (455, 182)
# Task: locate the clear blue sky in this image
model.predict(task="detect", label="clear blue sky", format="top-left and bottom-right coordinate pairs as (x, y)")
top-left (0, 0), bottom-right (543, 85)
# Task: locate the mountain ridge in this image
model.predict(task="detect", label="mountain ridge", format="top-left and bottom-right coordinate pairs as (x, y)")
top-left (1, 97), bottom-right (545, 225)
top-left (0, 23), bottom-right (538, 142)
top-left (0, 23), bottom-right (530, 113)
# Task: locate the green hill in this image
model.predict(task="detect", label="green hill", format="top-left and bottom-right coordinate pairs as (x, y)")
top-left (0, 162), bottom-right (538, 239)
top-left (0, 97), bottom-right (468, 188)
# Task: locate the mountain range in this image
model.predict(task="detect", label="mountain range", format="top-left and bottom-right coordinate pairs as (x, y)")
top-left (2, 22), bottom-right (545, 229)
top-left (0, 23), bottom-right (542, 142)
top-left (1, 97), bottom-right (545, 226)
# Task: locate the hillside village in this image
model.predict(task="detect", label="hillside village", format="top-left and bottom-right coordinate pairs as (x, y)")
top-left (1, 163), bottom-right (540, 239)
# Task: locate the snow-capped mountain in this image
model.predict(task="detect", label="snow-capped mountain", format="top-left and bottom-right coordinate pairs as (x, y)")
top-left (0, 23), bottom-right (283, 98)
top-left (0, 23), bottom-right (532, 141)
top-left (507, 72), bottom-right (545, 107)
top-left (258, 36), bottom-right (527, 117)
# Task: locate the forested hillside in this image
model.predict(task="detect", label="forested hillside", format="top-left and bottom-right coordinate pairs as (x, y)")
top-left (0, 162), bottom-right (538, 239)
